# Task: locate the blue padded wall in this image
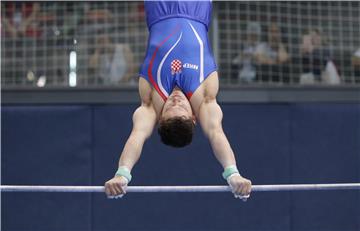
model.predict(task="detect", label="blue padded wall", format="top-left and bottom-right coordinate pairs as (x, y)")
top-left (2, 106), bottom-right (92, 231)
top-left (2, 103), bottom-right (359, 231)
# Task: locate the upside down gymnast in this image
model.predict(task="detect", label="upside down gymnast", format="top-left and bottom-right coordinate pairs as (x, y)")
top-left (105, 0), bottom-right (252, 200)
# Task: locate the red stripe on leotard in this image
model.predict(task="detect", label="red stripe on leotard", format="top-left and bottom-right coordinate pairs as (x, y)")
top-left (147, 26), bottom-right (180, 101)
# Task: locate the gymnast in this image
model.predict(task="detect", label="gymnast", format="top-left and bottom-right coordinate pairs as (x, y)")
top-left (105, 0), bottom-right (252, 200)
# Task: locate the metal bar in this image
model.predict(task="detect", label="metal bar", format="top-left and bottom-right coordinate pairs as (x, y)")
top-left (1, 183), bottom-right (360, 193)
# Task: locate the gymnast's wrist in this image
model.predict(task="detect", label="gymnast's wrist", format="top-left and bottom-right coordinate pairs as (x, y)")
top-left (222, 165), bottom-right (239, 180)
top-left (115, 166), bottom-right (132, 183)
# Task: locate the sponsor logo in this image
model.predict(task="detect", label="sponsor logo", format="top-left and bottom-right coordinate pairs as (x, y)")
top-left (183, 63), bottom-right (199, 70)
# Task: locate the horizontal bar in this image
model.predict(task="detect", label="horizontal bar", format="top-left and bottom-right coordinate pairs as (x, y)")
top-left (1, 183), bottom-right (360, 193)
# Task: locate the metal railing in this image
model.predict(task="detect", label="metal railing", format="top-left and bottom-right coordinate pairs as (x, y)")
top-left (1, 1), bottom-right (359, 88)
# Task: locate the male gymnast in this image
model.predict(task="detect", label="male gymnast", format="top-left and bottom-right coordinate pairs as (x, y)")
top-left (105, 0), bottom-right (252, 200)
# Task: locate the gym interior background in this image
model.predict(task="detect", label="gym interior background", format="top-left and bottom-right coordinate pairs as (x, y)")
top-left (1, 2), bottom-right (359, 231)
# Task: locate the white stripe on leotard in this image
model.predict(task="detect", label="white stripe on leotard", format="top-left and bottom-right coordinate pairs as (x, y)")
top-left (157, 32), bottom-right (183, 98)
top-left (188, 22), bottom-right (204, 83)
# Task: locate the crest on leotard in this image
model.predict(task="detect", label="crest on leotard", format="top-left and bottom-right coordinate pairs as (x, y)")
top-left (171, 59), bottom-right (182, 74)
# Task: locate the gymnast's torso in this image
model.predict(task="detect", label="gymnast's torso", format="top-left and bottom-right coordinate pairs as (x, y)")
top-left (139, 0), bottom-right (217, 102)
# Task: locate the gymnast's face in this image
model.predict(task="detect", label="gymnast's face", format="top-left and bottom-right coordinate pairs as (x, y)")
top-left (161, 89), bottom-right (194, 122)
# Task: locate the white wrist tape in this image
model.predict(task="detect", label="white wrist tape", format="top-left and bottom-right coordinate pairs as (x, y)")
top-left (115, 166), bottom-right (132, 183)
top-left (222, 165), bottom-right (240, 180)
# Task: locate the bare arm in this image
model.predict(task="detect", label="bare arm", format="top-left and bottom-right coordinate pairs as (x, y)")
top-left (195, 73), bottom-right (236, 168)
top-left (199, 98), bottom-right (236, 168)
top-left (199, 97), bottom-right (251, 198)
top-left (195, 73), bottom-right (251, 198)
top-left (118, 78), bottom-right (158, 170)
top-left (278, 44), bottom-right (290, 64)
top-left (105, 78), bottom-right (157, 197)
top-left (118, 103), bottom-right (157, 171)
top-left (2, 17), bottom-right (18, 37)
top-left (19, 3), bottom-right (40, 36)
top-left (121, 44), bottom-right (136, 82)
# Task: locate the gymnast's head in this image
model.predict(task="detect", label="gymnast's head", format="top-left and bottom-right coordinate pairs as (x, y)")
top-left (158, 88), bottom-right (195, 148)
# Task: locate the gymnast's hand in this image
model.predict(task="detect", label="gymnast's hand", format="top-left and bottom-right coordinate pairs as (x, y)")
top-left (104, 176), bottom-right (128, 199)
top-left (227, 174), bottom-right (252, 201)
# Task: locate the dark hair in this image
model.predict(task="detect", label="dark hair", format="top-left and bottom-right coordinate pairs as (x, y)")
top-left (158, 117), bottom-right (195, 148)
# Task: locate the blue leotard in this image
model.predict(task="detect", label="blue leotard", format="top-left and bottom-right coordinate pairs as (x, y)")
top-left (139, 0), bottom-right (217, 100)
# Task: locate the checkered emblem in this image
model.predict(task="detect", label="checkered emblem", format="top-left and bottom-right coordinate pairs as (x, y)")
top-left (171, 59), bottom-right (182, 74)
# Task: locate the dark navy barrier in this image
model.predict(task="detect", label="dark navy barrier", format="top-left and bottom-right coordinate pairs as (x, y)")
top-left (2, 103), bottom-right (359, 231)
